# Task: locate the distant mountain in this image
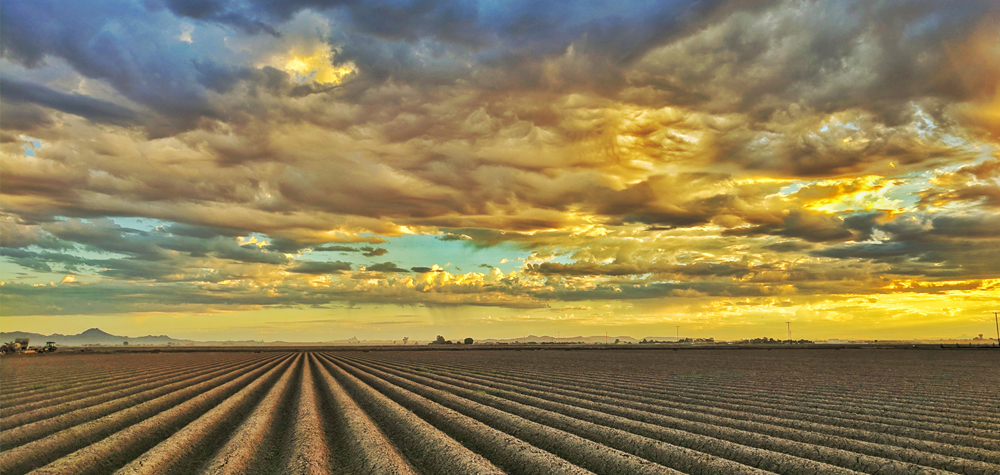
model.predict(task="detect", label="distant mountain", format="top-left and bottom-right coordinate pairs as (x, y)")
top-left (0, 329), bottom-right (704, 347)
top-left (479, 335), bottom-right (652, 344)
top-left (0, 328), bottom-right (193, 347)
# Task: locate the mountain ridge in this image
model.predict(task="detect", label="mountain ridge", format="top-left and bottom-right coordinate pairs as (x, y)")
top-left (0, 328), bottom-right (195, 346)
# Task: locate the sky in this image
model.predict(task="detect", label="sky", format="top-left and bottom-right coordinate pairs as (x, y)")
top-left (1, 0), bottom-right (999, 342)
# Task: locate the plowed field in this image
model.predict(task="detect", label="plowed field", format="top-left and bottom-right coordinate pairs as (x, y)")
top-left (2, 349), bottom-right (998, 474)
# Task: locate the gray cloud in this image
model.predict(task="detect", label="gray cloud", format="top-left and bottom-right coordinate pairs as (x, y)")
top-left (1, 77), bottom-right (139, 126)
top-left (2, 0), bottom-right (999, 319)
top-left (366, 262), bottom-right (409, 273)
top-left (287, 260), bottom-right (352, 274)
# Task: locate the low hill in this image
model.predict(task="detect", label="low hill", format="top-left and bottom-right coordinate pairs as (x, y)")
top-left (0, 328), bottom-right (194, 346)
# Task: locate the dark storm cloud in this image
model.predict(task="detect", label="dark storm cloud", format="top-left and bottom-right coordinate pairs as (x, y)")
top-left (627, 1), bottom-right (999, 175)
top-left (158, 0), bottom-right (730, 61)
top-left (0, 248), bottom-right (72, 273)
top-left (313, 244), bottom-right (356, 252)
top-left (526, 260), bottom-right (760, 278)
top-left (723, 210), bottom-right (855, 243)
top-left (547, 281), bottom-right (790, 301)
top-left (923, 185), bottom-right (1000, 209)
top-left (630, 1), bottom-right (996, 117)
top-left (920, 159), bottom-right (1000, 209)
top-left (814, 241), bottom-right (936, 263)
top-left (1, 219), bottom-right (290, 276)
top-left (366, 262), bottom-right (409, 273)
top-left (307, 244), bottom-right (387, 256)
top-left (360, 246), bottom-right (388, 257)
top-left (929, 215), bottom-right (1000, 238)
top-left (410, 266), bottom-right (442, 273)
top-left (2, 0), bottom-right (999, 318)
top-left (0, 0), bottom-right (736, 135)
top-left (0, 78), bottom-right (140, 126)
top-left (164, 223), bottom-right (246, 239)
top-left (0, 101), bottom-right (53, 132)
top-left (0, 218), bottom-right (71, 250)
top-left (287, 260), bottom-right (352, 274)
top-left (0, 0), bottom-right (218, 133)
top-left (809, 212), bottom-right (1000, 280)
top-left (150, 0), bottom-right (279, 36)
top-left (762, 240), bottom-right (815, 253)
top-left (97, 258), bottom-right (188, 280)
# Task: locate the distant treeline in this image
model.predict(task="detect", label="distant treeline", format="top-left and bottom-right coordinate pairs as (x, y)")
top-left (732, 337), bottom-right (814, 344)
top-left (639, 338), bottom-right (716, 344)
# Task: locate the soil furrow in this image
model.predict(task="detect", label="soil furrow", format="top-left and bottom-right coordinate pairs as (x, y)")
top-left (2, 356), bottom-right (264, 431)
top-left (197, 353), bottom-right (301, 475)
top-left (392, 355), bottom-right (1000, 442)
top-left (282, 354), bottom-right (333, 474)
top-left (323, 354), bottom-right (630, 475)
top-left (112, 354), bottom-right (303, 475)
top-left (387, 352), bottom-right (999, 420)
top-left (348, 356), bottom-right (960, 475)
top-left (0, 354), bottom-right (292, 475)
top-left (0, 353), bottom-right (284, 450)
top-left (2, 353), bottom-right (246, 399)
top-left (319, 355), bottom-right (506, 475)
top-left (310, 355), bottom-right (418, 475)
top-left (378, 357), bottom-right (1000, 460)
top-left (1, 354), bottom-right (252, 411)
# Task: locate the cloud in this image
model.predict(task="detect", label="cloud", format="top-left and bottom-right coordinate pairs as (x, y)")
top-left (366, 262), bottom-right (409, 273)
top-left (1, 0), bottom-right (999, 325)
top-left (360, 246), bottom-right (388, 257)
top-left (151, 0), bottom-right (279, 36)
top-left (723, 210), bottom-right (855, 243)
top-left (286, 260), bottom-right (352, 274)
top-left (410, 266), bottom-right (441, 274)
top-left (313, 244), bottom-right (357, 253)
top-left (0, 77), bottom-right (139, 126)
top-left (920, 158), bottom-right (1000, 209)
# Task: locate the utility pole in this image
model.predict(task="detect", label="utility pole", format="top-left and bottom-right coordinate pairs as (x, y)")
top-left (786, 321), bottom-right (791, 341)
top-left (994, 312), bottom-right (999, 348)
top-left (676, 326), bottom-right (679, 342)
top-left (605, 331), bottom-right (608, 345)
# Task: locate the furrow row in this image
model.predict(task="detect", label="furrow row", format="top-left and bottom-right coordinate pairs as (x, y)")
top-left (2, 353), bottom-right (249, 396)
top-left (0, 354), bottom-right (292, 475)
top-left (2, 353), bottom-right (257, 412)
top-left (2, 350), bottom-right (996, 475)
top-left (346, 355), bottom-right (997, 475)
top-left (448, 359), bottom-right (1000, 428)
top-left (385, 356), bottom-right (1000, 451)
top-left (2, 356), bottom-right (268, 429)
top-left (384, 355), bottom-right (1000, 440)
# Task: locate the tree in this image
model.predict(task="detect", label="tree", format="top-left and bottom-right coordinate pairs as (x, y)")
top-left (433, 335), bottom-right (448, 344)
top-left (402, 337), bottom-right (409, 345)
top-left (464, 337), bottom-right (474, 345)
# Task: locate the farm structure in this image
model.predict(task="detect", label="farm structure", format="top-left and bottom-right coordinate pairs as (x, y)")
top-left (1, 349), bottom-right (998, 474)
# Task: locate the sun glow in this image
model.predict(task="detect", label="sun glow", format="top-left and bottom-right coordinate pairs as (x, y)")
top-left (799, 176), bottom-right (906, 214)
top-left (281, 46), bottom-right (354, 84)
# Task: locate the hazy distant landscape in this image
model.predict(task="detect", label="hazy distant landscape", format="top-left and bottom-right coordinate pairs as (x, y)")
top-left (4, 328), bottom-right (997, 349)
